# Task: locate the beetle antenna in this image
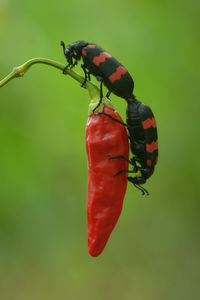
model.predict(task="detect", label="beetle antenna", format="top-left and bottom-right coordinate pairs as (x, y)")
top-left (134, 183), bottom-right (149, 196)
top-left (60, 40), bottom-right (66, 54)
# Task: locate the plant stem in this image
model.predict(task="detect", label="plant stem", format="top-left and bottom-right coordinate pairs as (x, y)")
top-left (0, 57), bottom-right (85, 88)
top-left (0, 57), bottom-right (114, 114)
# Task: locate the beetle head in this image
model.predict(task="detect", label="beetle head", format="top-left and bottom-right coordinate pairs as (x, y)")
top-left (61, 40), bottom-right (88, 67)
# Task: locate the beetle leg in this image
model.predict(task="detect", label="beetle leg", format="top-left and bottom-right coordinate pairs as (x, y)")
top-left (109, 156), bottom-right (138, 176)
top-left (70, 60), bottom-right (78, 69)
top-left (128, 176), bottom-right (149, 196)
top-left (106, 90), bottom-right (111, 99)
top-left (110, 155), bottom-right (138, 172)
top-left (113, 156), bottom-right (150, 195)
top-left (98, 112), bottom-right (127, 126)
top-left (92, 80), bottom-right (103, 113)
top-left (81, 64), bottom-right (89, 87)
top-left (100, 80), bottom-right (103, 98)
top-left (113, 169), bottom-right (136, 176)
top-left (111, 165), bottom-right (149, 195)
top-left (130, 157), bottom-right (140, 172)
top-left (109, 155), bottom-right (131, 164)
top-left (63, 63), bottom-right (71, 74)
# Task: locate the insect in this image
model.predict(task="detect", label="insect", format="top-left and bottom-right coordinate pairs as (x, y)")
top-left (101, 95), bottom-right (158, 195)
top-left (60, 40), bottom-right (134, 107)
top-left (60, 40), bottom-right (158, 194)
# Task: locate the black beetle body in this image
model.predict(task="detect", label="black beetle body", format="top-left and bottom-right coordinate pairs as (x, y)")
top-left (61, 40), bottom-right (134, 100)
top-left (101, 95), bottom-right (158, 195)
top-left (125, 96), bottom-right (158, 192)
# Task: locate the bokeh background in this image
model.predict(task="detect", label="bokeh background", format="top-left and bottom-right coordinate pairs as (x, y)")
top-left (0, 0), bottom-right (199, 299)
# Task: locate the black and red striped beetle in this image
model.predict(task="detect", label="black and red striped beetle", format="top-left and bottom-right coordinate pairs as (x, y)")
top-left (60, 40), bottom-right (134, 104)
top-left (101, 95), bottom-right (158, 195)
top-left (60, 40), bottom-right (158, 195)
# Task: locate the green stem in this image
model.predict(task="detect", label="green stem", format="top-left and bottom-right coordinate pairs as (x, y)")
top-left (0, 57), bottom-right (85, 87)
top-left (0, 57), bottom-right (114, 114)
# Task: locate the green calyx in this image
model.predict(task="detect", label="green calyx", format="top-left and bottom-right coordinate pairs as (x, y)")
top-left (86, 81), bottom-right (114, 115)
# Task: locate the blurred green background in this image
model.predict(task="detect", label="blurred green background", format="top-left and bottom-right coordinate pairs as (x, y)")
top-left (0, 0), bottom-right (199, 299)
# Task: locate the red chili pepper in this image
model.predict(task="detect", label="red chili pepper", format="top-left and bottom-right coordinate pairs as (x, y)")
top-left (85, 105), bottom-right (129, 257)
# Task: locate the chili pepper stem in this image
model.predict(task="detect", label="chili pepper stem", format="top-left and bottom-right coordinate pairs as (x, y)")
top-left (0, 57), bottom-right (114, 113)
top-left (87, 83), bottom-right (114, 115)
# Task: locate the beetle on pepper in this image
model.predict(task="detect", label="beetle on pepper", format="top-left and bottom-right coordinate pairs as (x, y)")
top-left (101, 96), bottom-right (158, 195)
top-left (60, 40), bottom-right (158, 194)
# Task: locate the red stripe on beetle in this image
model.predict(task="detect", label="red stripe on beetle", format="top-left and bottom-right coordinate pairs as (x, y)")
top-left (146, 140), bottom-right (158, 153)
top-left (93, 52), bottom-right (112, 66)
top-left (82, 49), bottom-right (87, 56)
top-left (88, 44), bottom-right (96, 48)
top-left (142, 118), bottom-right (156, 130)
top-left (147, 160), bottom-right (152, 167)
top-left (109, 66), bottom-right (127, 83)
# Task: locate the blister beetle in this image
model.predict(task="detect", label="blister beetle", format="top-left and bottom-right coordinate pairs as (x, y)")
top-left (100, 94), bottom-right (158, 195)
top-left (60, 40), bottom-right (158, 194)
top-left (60, 40), bottom-right (134, 107)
